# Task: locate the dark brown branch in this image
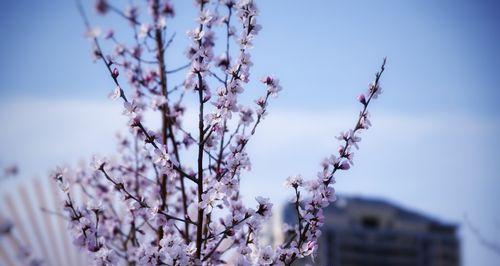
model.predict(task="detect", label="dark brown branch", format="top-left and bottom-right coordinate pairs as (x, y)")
top-left (166, 63), bottom-right (191, 74)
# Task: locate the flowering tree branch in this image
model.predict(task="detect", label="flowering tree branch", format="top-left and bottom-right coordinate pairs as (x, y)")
top-left (30, 0), bottom-right (389, 265)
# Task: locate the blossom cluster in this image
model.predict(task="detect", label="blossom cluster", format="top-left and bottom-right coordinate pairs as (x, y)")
top-left (275, 67), bottom-right (386, 264)
top-left (40, 0), bottom-right (387, 265)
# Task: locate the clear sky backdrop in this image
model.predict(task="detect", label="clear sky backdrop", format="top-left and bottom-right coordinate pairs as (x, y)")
top-left (1, 0), bottom-right (499, 265)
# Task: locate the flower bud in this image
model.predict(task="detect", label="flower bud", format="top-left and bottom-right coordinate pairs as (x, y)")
top-left (357, 94), bottom-right (366, 105)
top-left (95, 0), bottom-right (109, 15)
top-left (104, 29), bottom-right (114, 40)
top-left (339, 161), bottom-right (350, 170)
top-left (112, 68), bottom-right (119, 79)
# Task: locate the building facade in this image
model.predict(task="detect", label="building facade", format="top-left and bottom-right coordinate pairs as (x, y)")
top-left (282, 196), bottom-right (460, 266)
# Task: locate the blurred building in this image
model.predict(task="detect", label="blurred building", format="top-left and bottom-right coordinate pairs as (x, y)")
top-left (282, 196), bottom-right (460, 266)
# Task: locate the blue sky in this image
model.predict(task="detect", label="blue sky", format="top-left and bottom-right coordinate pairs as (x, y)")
top-left (1, 0), bottom-right (500, 265)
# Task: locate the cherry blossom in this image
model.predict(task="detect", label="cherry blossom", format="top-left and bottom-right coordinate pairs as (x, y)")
top-left (108, 86), bottom-right (121, 100)
top-left (258, 245), bottom-right (275, 265)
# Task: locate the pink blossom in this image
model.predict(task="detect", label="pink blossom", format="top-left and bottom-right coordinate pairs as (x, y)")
top-left (357, 93), bottom-right (367, 105)
top-left (284, 175), bottom-right (303, 188)
top-left (85, 27), bottom-right (101, 39)
top-left (258, 246), bottom-right (275, 265)
top-left (108, 86), bottom-right (121, 100)
top-left (138, 23), bottom-right (151, 39)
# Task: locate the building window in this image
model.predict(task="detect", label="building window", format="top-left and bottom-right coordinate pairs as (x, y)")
top-left (361, 215), bottom-right (379, 229)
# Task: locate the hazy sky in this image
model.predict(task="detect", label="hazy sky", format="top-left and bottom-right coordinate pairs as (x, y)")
top-left (1, 0), bottom-right (500, 265)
